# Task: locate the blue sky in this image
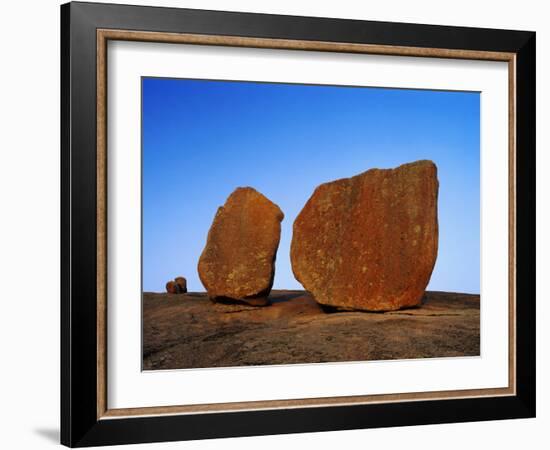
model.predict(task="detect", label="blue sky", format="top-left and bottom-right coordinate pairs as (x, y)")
top-left (142, 77), bottom-right (480, 294)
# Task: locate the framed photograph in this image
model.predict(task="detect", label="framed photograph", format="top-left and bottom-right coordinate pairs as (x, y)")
top-left (61, 1), bottom-right (536, 447)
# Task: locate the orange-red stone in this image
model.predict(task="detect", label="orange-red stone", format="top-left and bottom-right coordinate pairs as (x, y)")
top-left (291, 160), bottom-right (439, 311)
top-left (166, 281), bottom-right (179, 294)
top-left (198, 187), bottom-right (284, 306)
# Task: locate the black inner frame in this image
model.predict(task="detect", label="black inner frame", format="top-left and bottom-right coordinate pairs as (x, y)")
top-left (61, 2), bottom-right (536, 447)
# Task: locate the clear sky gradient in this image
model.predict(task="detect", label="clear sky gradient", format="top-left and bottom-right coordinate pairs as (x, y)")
top-left (142, 77), bottom-right (480, 294)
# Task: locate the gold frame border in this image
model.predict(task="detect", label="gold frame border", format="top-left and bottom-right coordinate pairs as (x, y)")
top-left (96, 29), bottom-right (517, 420)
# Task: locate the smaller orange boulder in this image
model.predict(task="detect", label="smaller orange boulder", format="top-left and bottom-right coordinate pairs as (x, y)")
top-left (198, 187), bottom-right (284, 306)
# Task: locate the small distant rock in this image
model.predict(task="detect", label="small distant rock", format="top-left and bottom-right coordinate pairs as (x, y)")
top-left (198, 187), bottom-right (284, 306)
top-left (166, 277), bottom-right (187, 294)
top-left (166, 281), bottom-right (179, 294)
top-left (174, 276), bottom-right (187, 293)
top-left (291, 160), bottom-right (439, 312)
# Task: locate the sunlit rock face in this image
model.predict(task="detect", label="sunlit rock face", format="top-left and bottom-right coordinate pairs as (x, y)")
top-left (198, 187), bottom-right (284, 306)
top-left (291, 160), bottom-right (439, 312)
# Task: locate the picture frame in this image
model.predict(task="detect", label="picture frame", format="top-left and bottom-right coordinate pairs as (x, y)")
top-left (60, 1), bottom-right (536, 447)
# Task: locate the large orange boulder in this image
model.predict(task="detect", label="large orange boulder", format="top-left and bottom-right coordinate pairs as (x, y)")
top-left (198, 187), bottom-right (284, 306)
top-left (291, 160), bottom-right (439, 312)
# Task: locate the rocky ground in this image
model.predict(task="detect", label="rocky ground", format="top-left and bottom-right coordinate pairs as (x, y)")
top-left (143, 290), bottom-right (479, 370)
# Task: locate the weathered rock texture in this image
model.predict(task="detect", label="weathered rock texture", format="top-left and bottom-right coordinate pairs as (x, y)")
top-left (198, 187), bottom-right (284, 306)
top-left (143, 290), bottom-right (479, 370)
top-left (291, 160), bottom-right (439, 311)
